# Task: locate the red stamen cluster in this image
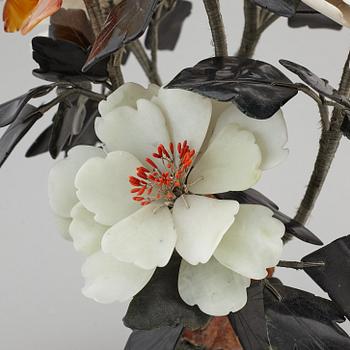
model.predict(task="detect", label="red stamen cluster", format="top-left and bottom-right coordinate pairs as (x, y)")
top-left (129, 141), bottom-right (196, 206)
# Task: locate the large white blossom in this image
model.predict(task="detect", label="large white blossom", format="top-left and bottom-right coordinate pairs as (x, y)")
top-left (301, 0), bottom-right (350, 27)
top-left (48, 83), bottom-right (287, 316)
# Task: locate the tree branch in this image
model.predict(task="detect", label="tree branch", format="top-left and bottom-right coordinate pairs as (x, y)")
top-left (237, 1), bottom-right (279, 59)
top-left (203, 0), bottom-right (228, 57)
top-left (128, 40), bottom-right (162, 85)
top-left (285, 51), bottom-right (350, 241)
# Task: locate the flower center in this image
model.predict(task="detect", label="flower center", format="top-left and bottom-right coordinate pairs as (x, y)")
top-left (129, 141), bottom-right (196, 206)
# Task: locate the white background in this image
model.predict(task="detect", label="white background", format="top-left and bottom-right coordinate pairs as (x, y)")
top-left (0, 1), bottom-right (349, 349)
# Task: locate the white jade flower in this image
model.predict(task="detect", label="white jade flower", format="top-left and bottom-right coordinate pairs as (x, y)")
top-left (48, 83), bottom-right (287, 316)
top-left (302, 0), bottom-right (350, 26)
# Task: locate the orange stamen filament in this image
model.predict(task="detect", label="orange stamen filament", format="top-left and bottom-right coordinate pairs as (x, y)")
top-left (129, 141), bottom-right (196, 206)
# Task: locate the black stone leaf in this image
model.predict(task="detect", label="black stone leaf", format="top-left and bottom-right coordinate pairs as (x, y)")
top-left (26, 99), bottom-right (99, 159)
top-left (252, 0), bottom-right (301, 17)
top-left (83, 0), bottom-right (158, 72)
top-left (166, 57), bottom-right (298, 119)
top-left (0, 105), bottom-right (42, 167)
top-left (229, 281), bottom-right (270, 350)
top-left (124, 254), bottom-right (210, 331)
top-left (25, 125), bottom-right (53, 158)
top-left (279, 59), bottom-right (350, 108)
top-left (145, 0), bottom-right (192, 51)
top-left (124, 325), bottom-right (183, 350)
top-left (264, 279), bottom-right (350, 350)
top-left (302, 236), bottom-right (350, 320)
top-left (49, 95), bottom-right (88, 159)
top-left (288, 3), bottom-right (342, 30)
top-left (216, 189), bottom-right (279, 212)
top-left (216, 190), bottom-right (323, 245)
top-left (0, 84), bottom-right (58, 128)
top-left (32, 37), bottom-right (108, 83)
top-left (49, 8), bottom-right (95, 48)
top-left (273, 210), bottom-right (323, 245)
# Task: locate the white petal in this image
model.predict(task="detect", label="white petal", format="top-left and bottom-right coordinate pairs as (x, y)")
top-left (214, 204), bottom-right (284, 280)
top-left (102, 203), bottom-right (176, 269)
top-left (95, 99), bottom-right (170, 159)
top-left (98, 83), bottom-right (158, 116)
top-left (173, 195), bottom-right (239, 265)
top-left (178, 258), bottom-right (250, 316)
top-left (82, 251), bottom-right (155, 303)
top-left (53, 215), bottom-right (72, 241)
top-left (48, 146), bottom-right (105, 218)
top-left (69, 203), bottom-right (109, 255)
top-left (188, 124), bottom-right (262, 194)
top-left (301, 0), bottom-right (350, 27)
top-left (214, 105), bottom-right (288, 169)
top-left (153, 88), bottom-right (212, 153)
top-left (75, 151), bottom-right (142, 226)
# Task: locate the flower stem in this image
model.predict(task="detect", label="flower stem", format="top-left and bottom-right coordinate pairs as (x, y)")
top-left (203, 0), bottom-right (228, 57)
top-left (128, 40), bottom-right (162, 85)
top-left (236, 0), bottom-right (279, 59)
top-left (285, 50), bottom-right (350, 241)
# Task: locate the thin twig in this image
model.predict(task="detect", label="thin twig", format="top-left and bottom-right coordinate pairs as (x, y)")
top-left (82, 0), bottom-right (104, 35)
top-left (107, 51), bottom-right (125, 90)
top-left (278, 260), bottom-right (325, 270)
top-left (237, 1), bottom-right (279, 59)
top-left (285, 51), bottom-right (350, 241)
top-left (203, 0), bottom-right (228, 57)
top-left (128, 40), bottom-right (162, 85)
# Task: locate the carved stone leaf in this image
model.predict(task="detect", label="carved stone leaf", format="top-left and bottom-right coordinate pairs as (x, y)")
top-left (32, 37), bottom-right (108, 83)
top-left (216, 190), bottom-right (323, 245)
top-left (252, 0), bottom-right (301, 17)
top-left (125, 325), bottom-right (183, 350)
top-left (83, 0), bottom-right (158, 72)
top-left (279, 59), bottom-right (350, 108)
top-left (0, 105), bottom-right (42, 167)
top-left (302, 236), bottom-right (350, 319)
top-left (288, 3), bottom-right (342, 30)
top-left (123, 255), bottom-right (210, 331)
top-left (49, 8), bottom-right (95, 48)
top-left (145, 0), bottom-right (192, 51)
top-left (229, 282), bottom-right (269, 350)
top-left (0, 84), bottom-right (57, 128)
top-left (25, 125), bottom-right (53, 158)
top-left (166, 57), bottom-right (298, 119)
top-left (264, 279), bottom-right (350, 349)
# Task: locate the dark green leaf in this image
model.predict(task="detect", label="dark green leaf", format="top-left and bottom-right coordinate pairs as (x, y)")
top-left (124, 254), bottom-right (210, 331)
top-left (279, 59), bottom-right (350, 108)
top-left (83, 0), bottom-right (158, 72)
top-left (302, 236), bottom-right (350, 319)
top-left (264, 279), bottom-right (350, 350)
top-left (166, 57), bottom-right (297, 119)
top-left (125, 325), bottom-right (183, 350)
top-left (0, 105), bottom-right (42, 167)
top-left (229, 281), bottom-right (269, 350)
top-left (252, 0), bottom-right (300, 17)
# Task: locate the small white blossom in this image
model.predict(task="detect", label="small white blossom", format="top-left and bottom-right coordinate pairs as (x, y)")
top-left (48, 83), bottom-right (287, 316)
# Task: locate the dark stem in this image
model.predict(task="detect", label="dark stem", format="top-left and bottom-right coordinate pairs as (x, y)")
top-left (278, 260), bottom-right (325, 270)
top-left (237, 1), bottom-right (279, 59)
top-left (107, 51), bottom-right (125, 90)
top-left (203, 0), bottom-right (228, 57)
top-left (286, 51), bottom-right (350, 240)
top-left (128, 40), bottom-right (162, 85)
top-left (82, 0), bottom-right (104, 35)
